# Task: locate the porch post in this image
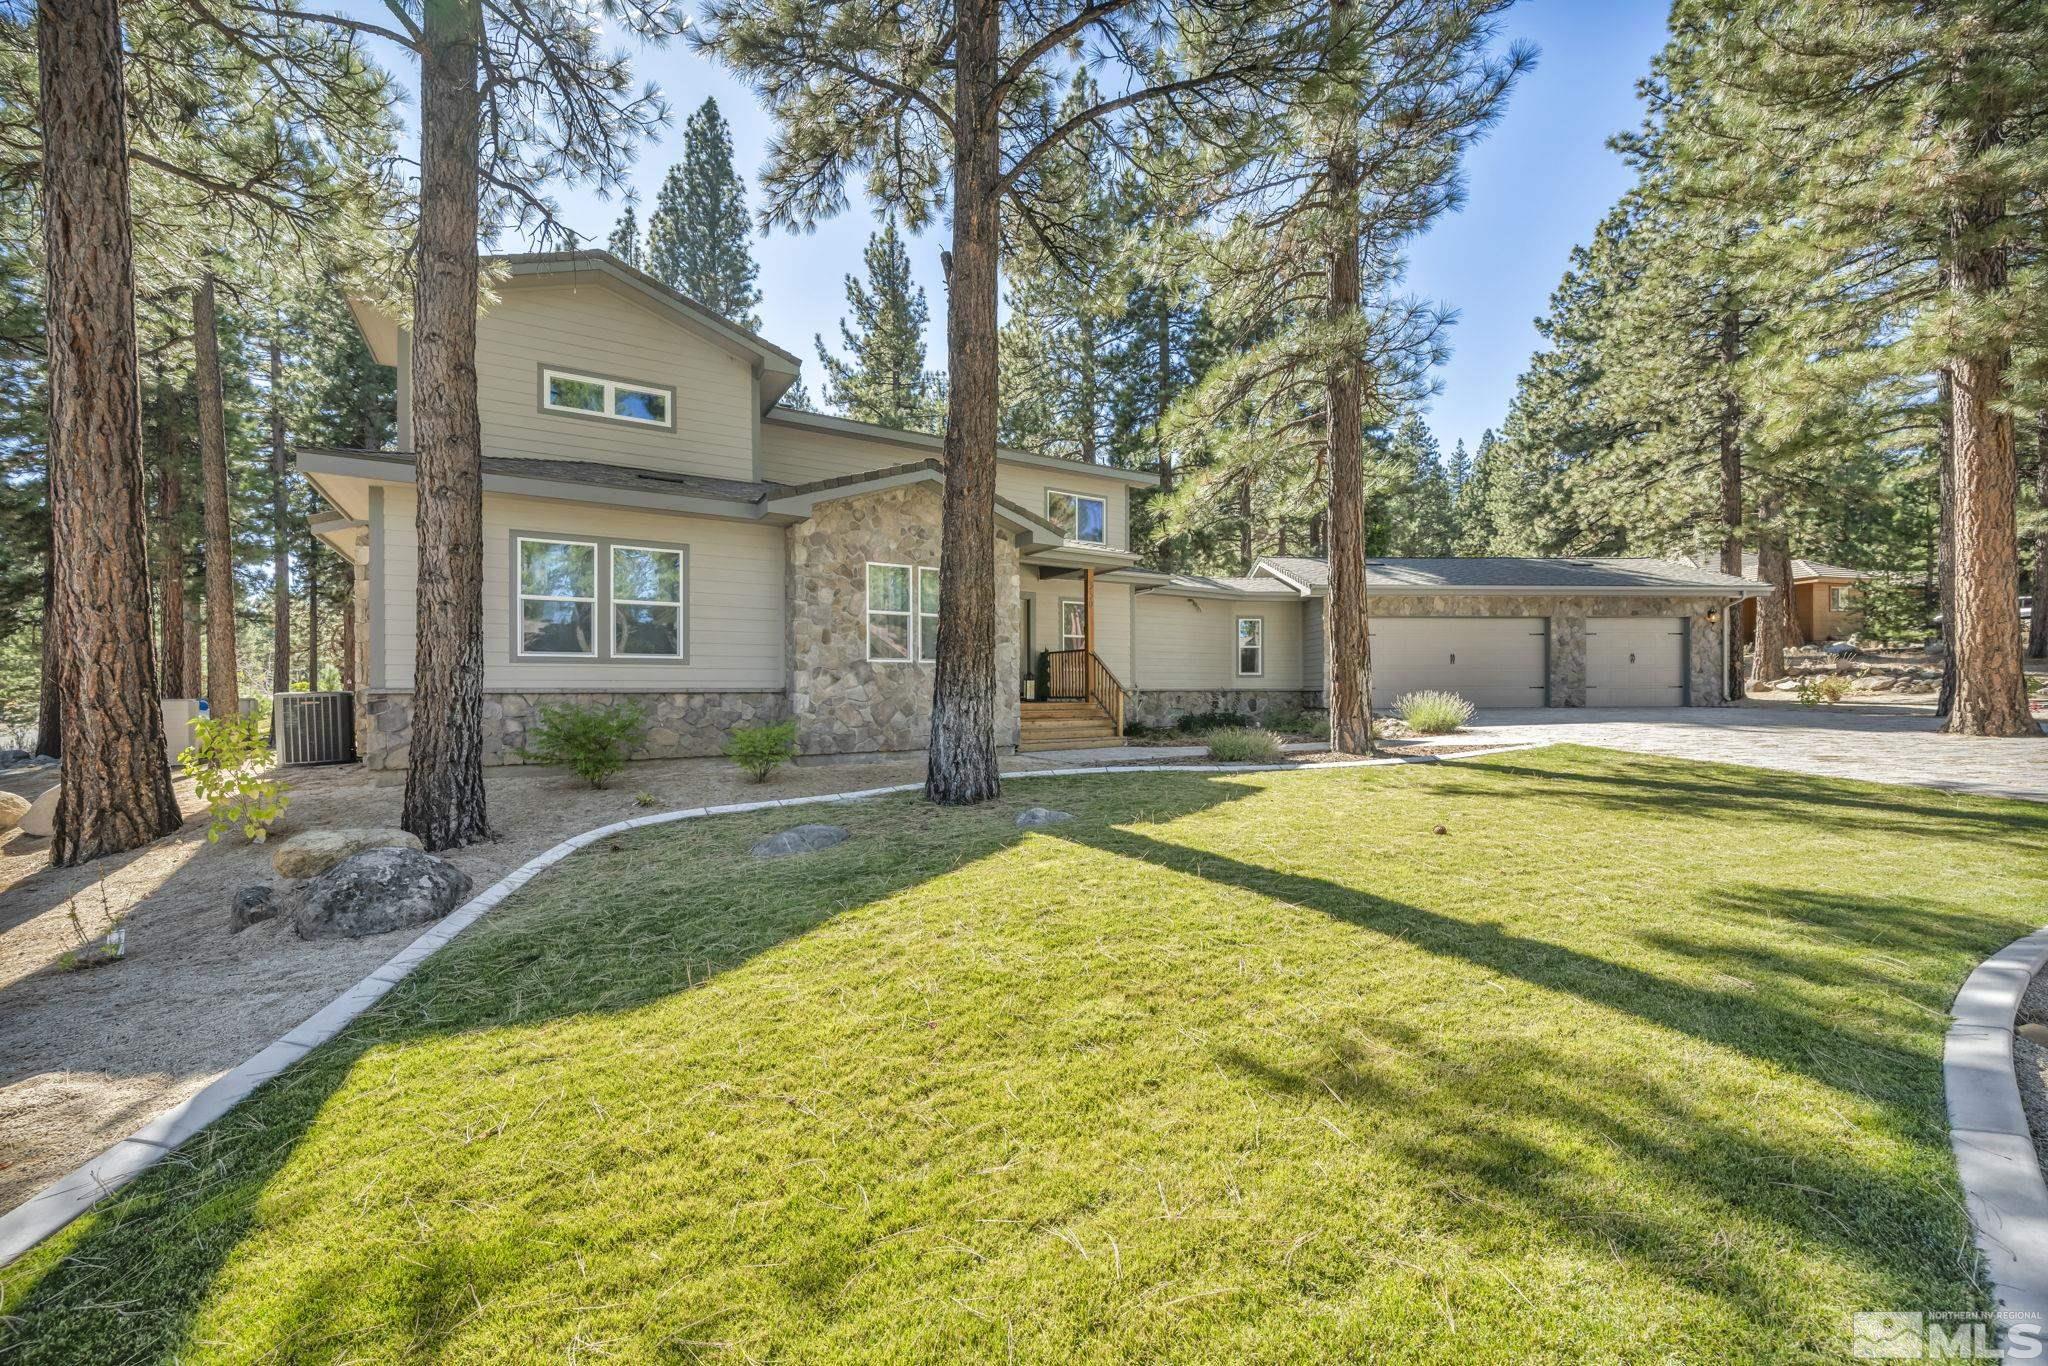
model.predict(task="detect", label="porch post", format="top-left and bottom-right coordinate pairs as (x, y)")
top-left (1083, 567), bottom-right (1095, 658)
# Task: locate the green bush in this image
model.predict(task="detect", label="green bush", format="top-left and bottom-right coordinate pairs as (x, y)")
top-left (725, 720), bottom-right (799, 782)
top-left (1204, 728), bottom-right (1283, 763)
top-left (520, 700), bottom-right (648, 788)
top-left (1395, 690), bottom-right (1475, 735)
top-left (1033, 650), bottom-right (1052, 700)
top-left (1262, 707), bottom-right (1330, 739)
top-left (1795, 675), bottom-right (1852, 707)
top-left (179, 713), bottom-right (290, 843)
top-left (1174, 710), bottom-right (1254, 735)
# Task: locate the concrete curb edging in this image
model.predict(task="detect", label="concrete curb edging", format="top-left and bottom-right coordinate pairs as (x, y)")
top-left (0, 743), bottom-right (1540, 1270)
top-left (1944, 926), bottom-right (2048, 1359)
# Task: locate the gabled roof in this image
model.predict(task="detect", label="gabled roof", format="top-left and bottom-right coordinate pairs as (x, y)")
top-left (1736, 552), bottom-right (1870, 583)
top-left (1240, 555), bottom-right (1765, 596)
top-left (293, 446), bottom-right (1063, 547)
top-left (348, 249), bottom-right (804, 410)
top-left (764, 408), bottom-right (1163, 488)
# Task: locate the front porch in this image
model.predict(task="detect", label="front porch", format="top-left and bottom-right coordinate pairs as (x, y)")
top-left (1020, 561), bottom-right (1131, 751)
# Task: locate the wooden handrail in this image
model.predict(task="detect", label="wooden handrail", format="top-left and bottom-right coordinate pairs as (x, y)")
top-left (1043, 649), bottom-right (1127, 737)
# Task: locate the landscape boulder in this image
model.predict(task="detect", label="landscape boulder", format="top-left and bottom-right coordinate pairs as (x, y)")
top-left (230, 885), bottom-right (278, 933)
top-left (272, 827), bottom-right (423, 880)
top-left (0, 748), bottom-right (30, 769)
top-left (750, 824), bottom-right (849, 858)
top-left (1015, 807), bottom-right (1073, 828)
top-left (0, 790), bottom-right (29, 831)
top-left (289, 847), bottom-right (471, 940)
top-left (17, 786), bottom-right (58, 838)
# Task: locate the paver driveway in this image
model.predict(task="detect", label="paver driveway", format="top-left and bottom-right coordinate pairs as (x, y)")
top-left (1452, 700), bottom-right (2048, 801)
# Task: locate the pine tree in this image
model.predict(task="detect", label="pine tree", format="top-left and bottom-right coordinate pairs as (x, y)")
top-left (815, 219), bottom-right (943, 432)
top-left (606, 191), bottom-right (646, 270)
top-left (644, 99), bottom-right (761, 328)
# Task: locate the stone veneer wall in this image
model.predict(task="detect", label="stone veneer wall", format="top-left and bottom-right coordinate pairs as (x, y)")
top-left (1128, 688), bottom-right (1319, 730)
top-left (1369, 593), bottom-right (1732, 707)
top-left (786, 482), bottom-right (1022, 756)
top-left (359, 690), bottom-right (787, 771)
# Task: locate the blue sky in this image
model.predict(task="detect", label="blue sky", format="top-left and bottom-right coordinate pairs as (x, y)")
top-left (511, 1), bottom-right (1672, 462)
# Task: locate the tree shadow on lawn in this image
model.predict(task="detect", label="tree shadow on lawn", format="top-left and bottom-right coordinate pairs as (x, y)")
top-left (1, 754), bottom-right (2034, 1358)
top-left (1428, 747), bottom-right (2048, 851)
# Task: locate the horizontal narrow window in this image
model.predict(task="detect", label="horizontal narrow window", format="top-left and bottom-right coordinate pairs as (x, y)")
top-left (518, 537), bottom-right (597, 656)
top-left (541, 367), bottom-right (672, 428)
top-left (612, 544), bottom-right (684, 658)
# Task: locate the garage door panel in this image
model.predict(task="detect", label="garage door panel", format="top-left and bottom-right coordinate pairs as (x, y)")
top-left (1368, 617), bottom-right (1547, 710)
top-left (1585, 616), bottom-right (1686, 707)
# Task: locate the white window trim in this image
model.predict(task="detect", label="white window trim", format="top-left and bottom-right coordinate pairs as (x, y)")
top-left (540, 366), bottom-right (675, 429)
top-left (1046, 489), bottom-right (1108, 546)
top-left (610, 542), bottom-right (686, 660)
top-left (1236, 615), bottom-right (1265, 677)
top-left (516, 535), bottom-right (600, 658)
top-left (916, 565), bottom-right (940, 664)
top-left (866, 561), bottom-right (915, 664)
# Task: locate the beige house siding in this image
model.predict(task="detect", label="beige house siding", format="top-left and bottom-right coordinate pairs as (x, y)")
top-left (475, 281), bottom-right (758, 481)
top-left (1020, 573), bottom-right (1133, 684)
top-left (996, 465), bottom-right (1130, 550)
top-left (372, 487), bottom-right (785, 693)
top-left (1132, 591), bottom-right (1307, 691)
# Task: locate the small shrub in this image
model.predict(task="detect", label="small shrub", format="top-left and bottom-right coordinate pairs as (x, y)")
top-left (1205, 727), bottom-right (1283, 763)
top-left (520, 700), bottom-right (648, 788)
top-left (1795, 675), bottom-right (1852, 707)
top-left (58, 876), bottom-right (125, 971)
top-left (1263, 707), bottom-right (1331, 740)
top-left (179, 713), bottom-right (290, 843)
top-left (725, 720), bottom-right (799, 782)
top-left (632, 791), bottom-right (658, 809)
top-left (1395, 691), bottom-right (1475, 735)
top-left (1175, 709), bottom-right (1253, 735)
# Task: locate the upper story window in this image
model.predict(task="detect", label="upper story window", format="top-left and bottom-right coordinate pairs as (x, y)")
top-left (540, 366), bottom-right (674, 428)
top-left (518, 537), bottom-right (598, 656)
top-left (1236, 616), bottom-right (1264, 676)
top-left (1046, 490), bottom-right (1106, 545)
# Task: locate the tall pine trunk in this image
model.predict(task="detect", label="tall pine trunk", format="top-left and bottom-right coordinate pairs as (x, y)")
top-left (183, 612), bottom-right (202, 702)
top-left (402, 0), bottom-right (491, 848)
top-left (155, 387), bottom-right (188, 698)
top-left (37, 0), bottom-right (181, 863)
top-left (195, 273), bottom-right (238, 717)
top-left (924, 0), bottom-right (1002, 806)
top-left (35, 534), bottom-right (59, 757)
top-left (1750, 496), bottom-right (1795, 686)
top-left (1237, 475), bottom-right (1253, 571)
top-left (2029, 410), bottom-right (2047, 661)
top-left (1945, 210), bottom-right (2034, 732)
top-left (1324, 123), bottom-right (1373, 757)
top-left (1936, 373), bottom-right (1958, 716)
top-left (1716, 304), bottom-right (1743, 703)
top-left (305, 534), bottom-right (320, 686)
top-left (268, 337), bottom-right (290, 697)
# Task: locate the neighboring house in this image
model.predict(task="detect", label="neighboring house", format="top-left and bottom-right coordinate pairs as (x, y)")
top-left (304, 249), bottom-right (1767, 768)
top-left (1729, 554), bottom-right (1870, 644)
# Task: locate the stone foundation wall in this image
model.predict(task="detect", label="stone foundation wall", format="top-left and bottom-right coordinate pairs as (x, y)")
top-left (1128, 688), bottom-right (1319, 730)
top-left (787, 482), bottom-right (1021, 756)
top-left (358, 690), bottom-right (788, 771)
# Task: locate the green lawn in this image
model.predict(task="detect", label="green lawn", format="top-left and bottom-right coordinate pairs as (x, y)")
top-left (6, 746), bottom-right (2047, 1362)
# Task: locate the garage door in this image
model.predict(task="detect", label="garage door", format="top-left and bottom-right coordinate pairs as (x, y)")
top-left (1585, 616), bottom-right (1686, 707)
top-left (1368, 617), bottom-right (1547, 710)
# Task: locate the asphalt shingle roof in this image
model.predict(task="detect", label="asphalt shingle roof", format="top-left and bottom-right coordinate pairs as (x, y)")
top-left (1253, 555), bottom-right (1760, 594)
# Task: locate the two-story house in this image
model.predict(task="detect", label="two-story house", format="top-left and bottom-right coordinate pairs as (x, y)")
top-left (303, 250), bottom-right (1765, 769)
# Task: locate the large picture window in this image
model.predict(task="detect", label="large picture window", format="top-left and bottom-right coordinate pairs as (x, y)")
top-left (1236, 616), bottom-right (1264, 676)
top-left (518, 537), bottom-right (598, 656)
top-left (1046, 490), bottom-right (1106, 545)
top-left (541, 367), bottom-right (673, 428)
top-left (612, 544), bottom-right (684, 657)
